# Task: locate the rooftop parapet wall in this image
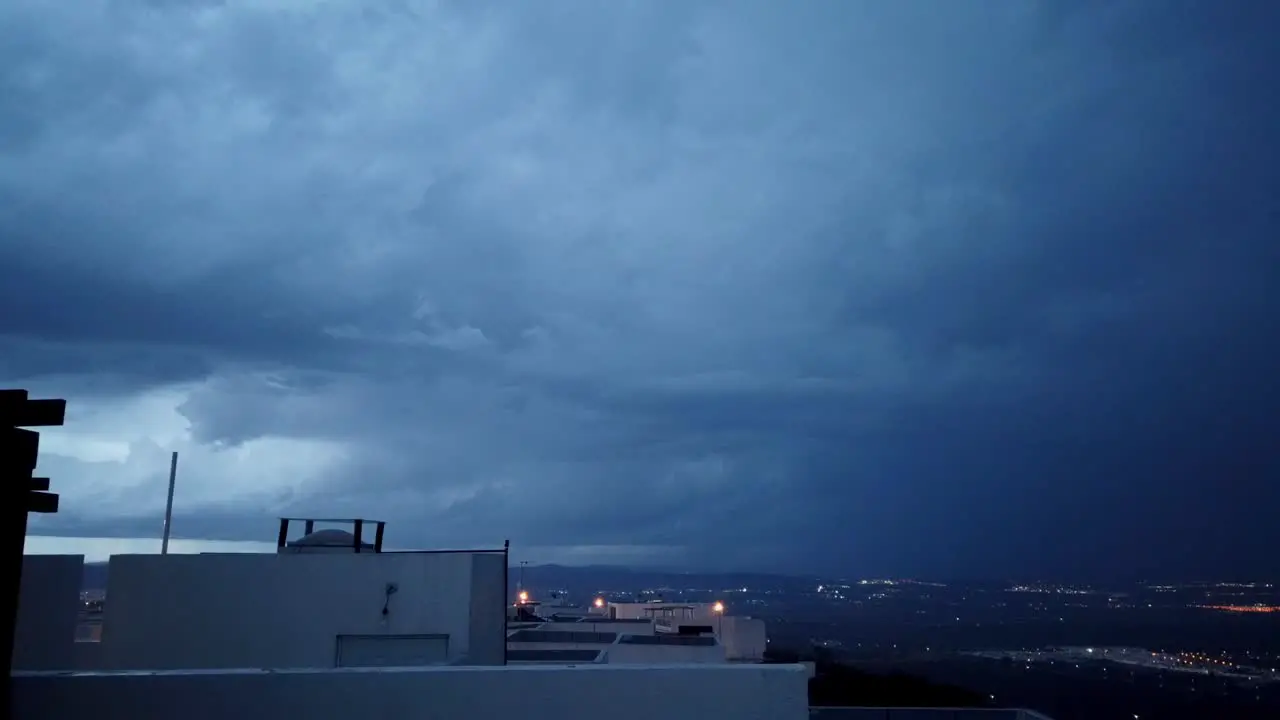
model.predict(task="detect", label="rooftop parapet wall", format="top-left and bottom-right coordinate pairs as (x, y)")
top-left (506, 629), bottom-right (618, 644)
top-left (608, 635), bottom-right (726, 665)
top-left (14, 554), bottom-right (83, 671)
top-left (507, 649), bottom-right (606, 664)
top-left (574, 619), bottom-right (657, 635)
top-left (99, 550), bottom-right (505, 670)
top-left (14, 663), bottom-right (811, 720)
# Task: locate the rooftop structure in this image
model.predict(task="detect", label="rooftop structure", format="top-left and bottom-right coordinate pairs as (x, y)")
top-left (14, 664), bottom-right (812, 720)
top-left (16, 520), bottom-right (509, 672)
top-left (619, 634), bottom-right (718, 646)
top-left (12, 530), bottom-right (1054, 720)
top-left (583, 599), bottom-right (766, 662)
top-left (507, 629), bottom-right (619, 644)
top-left (504, 625), bottom-right (726, 665)
top-left (6, 388), bottom-right (1053, 718)
top-left (506, 648), bottom-right (605, 664)
top-left (276, 517), bottom-right (385, 554)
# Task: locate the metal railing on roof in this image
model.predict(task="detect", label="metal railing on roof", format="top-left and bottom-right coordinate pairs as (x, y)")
top-left (276, 517), bottom-right (387, 553)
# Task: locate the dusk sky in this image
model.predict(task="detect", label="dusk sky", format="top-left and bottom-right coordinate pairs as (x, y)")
top-left (3, 0), bottom-right (1277, 580)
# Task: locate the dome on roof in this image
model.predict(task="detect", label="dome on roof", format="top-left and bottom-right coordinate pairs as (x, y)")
top-left (279, 527), bottom-right (376, 554)
top-left (293, 529), bottom-right (358, 546)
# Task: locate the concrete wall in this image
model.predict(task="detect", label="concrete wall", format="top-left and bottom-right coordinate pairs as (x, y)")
top-left (75, 642), bottom-right (105, 671)
top-left (610, 602), bottom-right (721, 622)
top-left (466, 553), bottom-right (507, 664)
top-left (504, 630), bottom-right (619, 653)
top-left (607, 642), bottom-right (726, 665)
top-left (719, 616), bottom-right (767, 661)
top-left (13, 664), bottom-right (810, 720)
top-left (507, 635), bottom-right (725, 665)
top-left (507, 649), bottom-right (606, 665)
top-left (13, 555), bottom-right (83, 671)
top-left (508, 642), bottom-right (616, 652)
top-left (98, 551), bottom-right (504, 670)
top-left (574, 620), bottom-right (656, 635)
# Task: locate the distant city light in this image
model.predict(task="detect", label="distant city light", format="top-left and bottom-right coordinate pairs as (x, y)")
top-left (1196, 604), bottom-right (1279, 613)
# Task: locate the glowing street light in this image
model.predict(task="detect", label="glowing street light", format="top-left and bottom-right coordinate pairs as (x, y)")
top-left (711, 601), bottom-right (726, 638)
top-left (594, 597), bottom-right (605, 608)
top-left (518, 590), bottom-right (529, 604)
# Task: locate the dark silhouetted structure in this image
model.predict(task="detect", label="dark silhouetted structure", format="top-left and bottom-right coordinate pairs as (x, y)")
top-left (2, 389), bottom-right (67, 710)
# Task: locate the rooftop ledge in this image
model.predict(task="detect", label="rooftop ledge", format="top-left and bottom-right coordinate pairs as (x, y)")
top-left (14, 663), bottom-right (813, 720)
top-left (15, 662), bottom-right (809, 678)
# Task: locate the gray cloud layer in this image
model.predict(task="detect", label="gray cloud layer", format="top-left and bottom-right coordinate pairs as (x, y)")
top-left (3, 0), bottom-right (1277, 579)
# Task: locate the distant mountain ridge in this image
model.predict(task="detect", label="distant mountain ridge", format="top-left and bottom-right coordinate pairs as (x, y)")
top-left (509, 563), bottom-right (820, 598)
top-left (76, 559), bottom-right (817, 593)
top-left (79, 558), bottom-right (1194, 594)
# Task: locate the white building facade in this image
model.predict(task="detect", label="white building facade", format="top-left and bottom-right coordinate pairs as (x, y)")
top-left (97, 548), bottom-right (507, 669)
top-left (600, 601), bottom-right (767, 662)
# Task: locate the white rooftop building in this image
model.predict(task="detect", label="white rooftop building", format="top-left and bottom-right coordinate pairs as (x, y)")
top-left (11, 516), bottom-right (1054, 720)
top-left (589, 599), bottom-right (768, 662)
top-left (79, 518), bottom-right (508, 670)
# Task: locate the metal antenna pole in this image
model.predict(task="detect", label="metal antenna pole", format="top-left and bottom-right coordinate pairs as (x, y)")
top-left (161, 451), bottom-right (178, 554)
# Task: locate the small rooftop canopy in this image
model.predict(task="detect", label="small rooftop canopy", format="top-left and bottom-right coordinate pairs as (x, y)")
top-left (276, 517), bottom-right (386, 553)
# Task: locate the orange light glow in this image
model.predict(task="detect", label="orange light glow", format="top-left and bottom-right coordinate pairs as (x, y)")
top-left (518, 590), bottom-right (529, 603)
top-left (594, 597), bottom-right (605, 608)
top-left (712, 601), bottom-right (725, 613)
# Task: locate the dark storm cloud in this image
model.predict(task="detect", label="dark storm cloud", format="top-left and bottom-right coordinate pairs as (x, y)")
top-left (6, 0), bottom-right (1278, 578)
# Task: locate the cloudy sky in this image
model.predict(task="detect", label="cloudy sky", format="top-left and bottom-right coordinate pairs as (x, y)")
top-left (4, 0), bottom-right (1277, 579)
